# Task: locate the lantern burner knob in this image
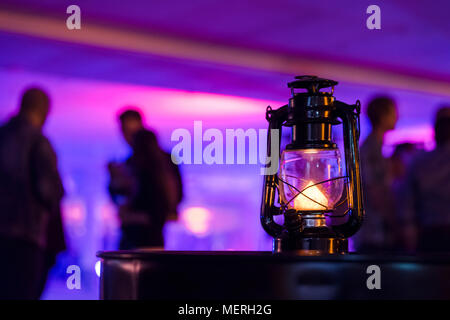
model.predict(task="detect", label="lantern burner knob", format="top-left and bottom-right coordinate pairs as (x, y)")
top-left (288, 75), bottom-right (338, 94)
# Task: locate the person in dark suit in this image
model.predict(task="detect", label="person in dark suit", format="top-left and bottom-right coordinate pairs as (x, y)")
top-left (0, 88), bottom-right (65, 299)
top-left (354, 96), bottom-right (398, 253)
top-left (108, 109), bottom-right (182, 250)
top-left (400, 106), bottom-right (450, 253)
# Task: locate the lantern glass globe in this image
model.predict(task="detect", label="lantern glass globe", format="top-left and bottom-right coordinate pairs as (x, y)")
top-left (278, 148), bottom-right (344, 212)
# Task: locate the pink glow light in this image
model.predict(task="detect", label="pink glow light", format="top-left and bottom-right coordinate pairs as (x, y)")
top-left (62, 200), bottom-right (86, 224)
top-left (181, 206), bottom-right (212, 236)
top-left (384, 125), bottom-right (435, 155)
top-left (0, 70), bottom-right (282, 149)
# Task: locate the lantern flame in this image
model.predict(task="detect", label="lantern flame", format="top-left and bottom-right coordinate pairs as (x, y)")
top-left (294, 181), bottom-right (328, 211)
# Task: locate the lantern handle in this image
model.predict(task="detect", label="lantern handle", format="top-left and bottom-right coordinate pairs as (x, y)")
top-left (260, 105), bottom-right (288, 237)
top-left (331, 100), bottom-right (365, 238)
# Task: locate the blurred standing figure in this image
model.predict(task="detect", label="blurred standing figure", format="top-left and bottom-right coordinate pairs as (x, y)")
top-left (390, 143), bottom-right (419, 187)
top-left (354, 96), bottom-right (398, 253)
top-left (108, 109), bottom-right (182, 250)
top-left (401, 106), bottom-right (450, 253)
top-left (0, 88), bottom-right (65, 299)
top-left (390, 143), bottom-right (420, 252)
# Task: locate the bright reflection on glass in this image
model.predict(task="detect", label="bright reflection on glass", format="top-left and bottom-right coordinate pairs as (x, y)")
top-left (95, 260), bottom-right (101, 278)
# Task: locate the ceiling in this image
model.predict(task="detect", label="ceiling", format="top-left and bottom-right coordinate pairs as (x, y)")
top-left (0, 0), bottom-right (448, 101)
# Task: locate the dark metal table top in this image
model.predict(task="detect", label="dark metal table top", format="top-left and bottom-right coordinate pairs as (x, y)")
top-left (97, 249), bottom-right (450, 263)
top-left (97, 250), bottom-right (450, 299)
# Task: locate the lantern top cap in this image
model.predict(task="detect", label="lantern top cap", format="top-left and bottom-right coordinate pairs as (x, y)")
top-left (288, 75), bottom-right (338, 94)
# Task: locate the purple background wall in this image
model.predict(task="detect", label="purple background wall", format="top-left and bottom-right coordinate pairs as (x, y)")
top-left (0, 0), bottom-right (449, 299)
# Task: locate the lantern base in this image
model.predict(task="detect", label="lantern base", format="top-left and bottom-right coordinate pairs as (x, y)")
top-left (273, 237), bottom-right (348, 255)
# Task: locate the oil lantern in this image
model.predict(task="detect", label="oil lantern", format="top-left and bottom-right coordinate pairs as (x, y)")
top-left (261, 75), bottom-right (364, 254)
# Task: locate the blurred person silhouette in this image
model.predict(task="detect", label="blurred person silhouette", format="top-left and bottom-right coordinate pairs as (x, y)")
top-left (389, 143), bottom-right (420, 252)
top-left (390, 143), bottom-right (420, 187)
top-left (108, 108), bottom-right (182, 250)
top-left (400, 106), bottom-right (450, 253)
top-left (354, 96), bottom-right (398, 253)
top-left (0, 88), bottom-right (65, 299)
